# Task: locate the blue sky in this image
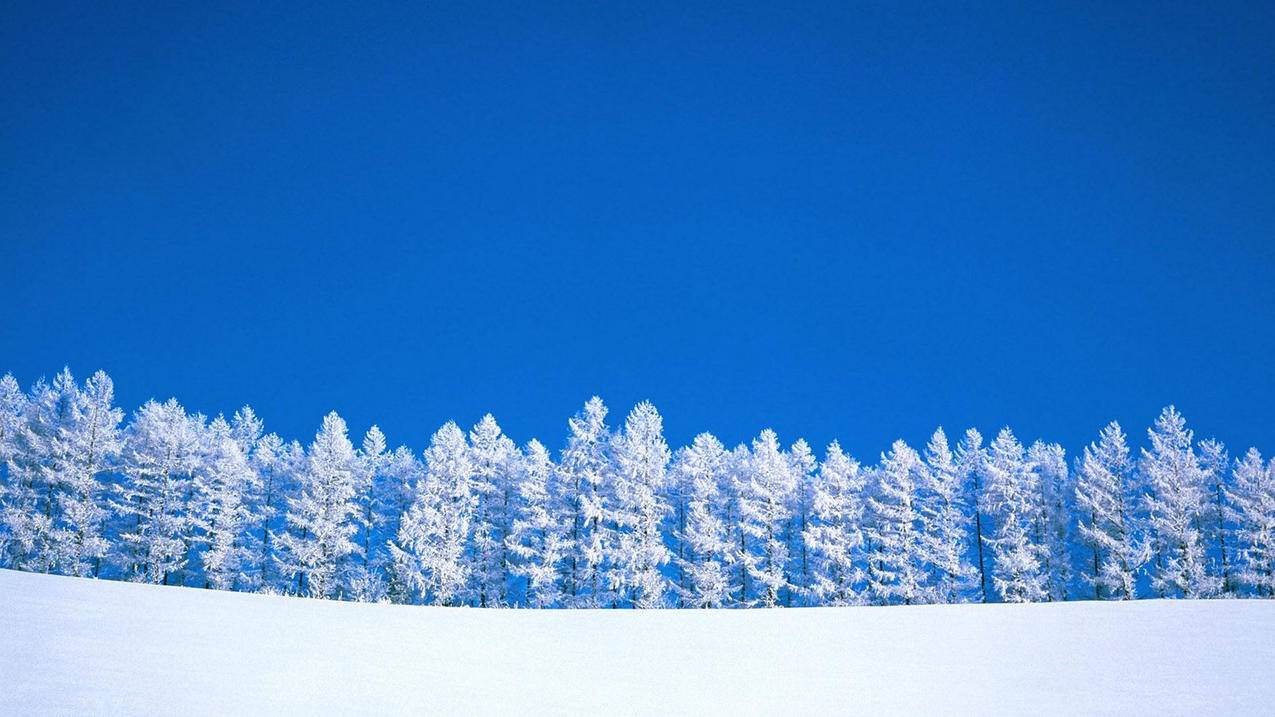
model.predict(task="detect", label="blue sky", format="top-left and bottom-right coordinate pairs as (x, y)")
top-left (2, 2), bottom-right (1273, 458)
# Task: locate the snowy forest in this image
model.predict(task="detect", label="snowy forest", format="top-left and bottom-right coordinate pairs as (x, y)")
top-left (0, 367), bottom-right (1272, 609)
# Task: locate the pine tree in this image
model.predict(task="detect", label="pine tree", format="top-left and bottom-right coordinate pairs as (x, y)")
top-left (112, 399), bottom-right (202, 584)
top-left (277, 412), bottom-right (361, 599)
top-left (0, 374), bottom-right (24, 486)
top-left (0, 377), bottom-right (58, 571)
top-left (345, 425), bottom-right (389, 602)
top-left (720, 444), bottom-right (753, 607)
top-left (672, 433), bottom-right (733, 608)
top-left (1141, 406), bottom-right (1219, 598)
top-left (739, 430), bottom-right (795, 607)
top-left (557, 397), bottom-right (615, 607)
top-left (1029, 441), bottom-right (1074, 601)
top-left (982, 428), bottom-right (1047, 603)
top-left (388, 422), bottom-right (474, 606)
top-left (1073, 422), bottom-right (1144, 600)
top-left (192, 416), bottom-right (258, 591)
top-left (506, 439), bottom-right (565, 607)
top-left (863, 440), bottom-right (928, 605)
top-left (955, 428), bottom-right (989, 602)
top-left (44, 369), bottom-right (123, 578)
top-left (803, 441), bottom-right (865, 606)
top-left (1228, 449), bottom-right (1274, 596)
top-left (785, 438), bottom-right (816, 605)
top-left (920, 428), bottom-right (975, 603)
top-left (1198, 438), bottom-right (1234, 593)
top-left (467, 414), bottom-right (518, 607)
top-left (610, 401), bottom-right (671, 608)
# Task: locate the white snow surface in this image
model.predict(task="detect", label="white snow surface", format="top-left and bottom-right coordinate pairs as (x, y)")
top-left (3, 569), bottom-right (1272, 716)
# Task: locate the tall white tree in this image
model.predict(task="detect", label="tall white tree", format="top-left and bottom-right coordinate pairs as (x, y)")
top-left (192, 416), bottom-right (258, 591)
top-left (276, 412), bottom-right (361, 599)
top-left (1198, 438), bottom-right (1234, 593)
top-left (1029, 441), bottom-right (1074, 601)
top-left (1073, 422), bottom-right (1143, 600)
top-left (505, 439), bottom-right (565, 607)
top-left (982, 428), bottom-right (1047, 603)
top-left (739, 430), bottom-right (795, 607)
top-left (45, 369), bottom-right (123, 578)
top-left (785, 438), bottom-right (817, 605)
top-left (557, 397), bottom-right (615, 607)
top-left (113, 399), bottom-right (202, 584)
top-left (610, 401), bottom-right (671, 608)
top-left (803, 441), bottom-right (865, 606)
top-left (1228, 449), bottom-right (1274, 596)
top-left (672, 433), bottom-right (733, 608)
top-left (1141, 406), bottom-right (1219, 598)
top-left (955, 428), bottom-right (989, 602)
top-left (389, 422), bottom-right (474, 606)
top-left (863, 440), bottom-right (928, 605)
top-left (921, 428), bottom-right (976, 603)
top-left (468, 414), bottom-right (518, 607)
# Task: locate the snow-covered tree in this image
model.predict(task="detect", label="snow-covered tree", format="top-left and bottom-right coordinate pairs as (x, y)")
top-left (738, 430), bottom-right (795, 607)
top-left (672, 433), bottom-right (733, 608)
top-left (505, 439), bottom-right (565, 607)
top-left (1198, 438), bottom-right (1233, 593)
top-left (1073, 422), bottom-right (1143, 600)
top-left (1029, 441), bottom-right (1073, 601)
top-left (467, 414), bottom-right (518, 607)
top-left (0, 374), bottom-right (24, 485)
top-left (192, 416), bottom-right (258, 590)
top-left (955, 428), bottom-right (989, 602)
top-left (388, 422), bottom-right (474, 606)
top-left (557, 397), bottom-right (615, 607)
top-left (1228, 449), bottom-right (1274, 596)
top-left (112, 399), bottom-right (202, 584)
top-left (803, 441), bottom-right (865, 606)
top-left (39, 369), bottom-right (123, 577)
top-left (610, 401), bottom-right (671, 608)
top-left (1141, 406), bottom-right (1219, 598)
top-left (920, 428), bottom-right (976, 603)
top-left (785, 438), bottom-right (817, 605)
top-left (720, 444), bottom-right (753, 607)
top-left (863, 440), bottom-right (928, 605)
top-left (981, 428), bottom-right (1047, 603)
top-left (276, 412), bottom-right (361, 599)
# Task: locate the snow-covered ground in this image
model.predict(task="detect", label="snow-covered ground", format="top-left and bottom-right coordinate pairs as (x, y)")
top-left (3, 569), bottom-right (1272, 715)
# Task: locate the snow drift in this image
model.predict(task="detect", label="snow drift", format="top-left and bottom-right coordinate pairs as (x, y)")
top-left (3, 568), bottom-right (1272, 715)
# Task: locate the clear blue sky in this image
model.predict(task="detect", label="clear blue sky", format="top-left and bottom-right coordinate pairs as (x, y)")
top-left (2, 2), bottom-right (1273, 459)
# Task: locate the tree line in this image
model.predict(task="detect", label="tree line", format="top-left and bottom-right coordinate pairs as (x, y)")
top-left (0, 366), bottom-right (1271, 608)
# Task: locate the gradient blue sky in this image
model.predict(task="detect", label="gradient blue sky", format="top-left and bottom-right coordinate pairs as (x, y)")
top-left (3, 2), bottom-right (1273, 458)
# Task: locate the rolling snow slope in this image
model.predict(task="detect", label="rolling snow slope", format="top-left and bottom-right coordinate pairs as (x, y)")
top-left (2, 569), bottom-right (1272, 715)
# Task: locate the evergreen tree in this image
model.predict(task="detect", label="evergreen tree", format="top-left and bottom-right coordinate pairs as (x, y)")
top-left (388, 422), bottom-right (474, 606)
top-left (672, 433), bottom-right (732, 608)
top-left (277, 412), bottom-right (361, 599)
top-left (921, 428), bottom-right (975, 603)
top-left (113, 399), bottom-right (202, 584)
top-left (192, 416), bottom-right (258, 591)
top-left (468, 415), bottom-right (518, 607)
top-left (1029, 441), bottom-right (1074, 601)
top-left (1228, 449), bottom-right (1274, 596)
top-left (982, 428), bottom-right (1047, 603)
top-left (803, 441), bottom-right (865, 606)
top-left (1198, 438), bottom-right (1234, 593)
top-left (557, 397), bottom-right (615, 607)
top-left (739, 430), bottom-right (795, 607)
top-left (955, 428), bottom-right (989, 602)
top-left (785, 438), bottom-right (816, 605)
top-left (864, 440), bottom-right (928, 605)
top-left (1141, 407), bottom-right (1219, 598)
top-left (44, 369), bottom-right (123, 577)
top-left (1073, 422), bottom-right (1143, 600)
top-left (506, 439), bottom-right (565, 607)
top-left (610, 401), bottom-right (671, 608)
